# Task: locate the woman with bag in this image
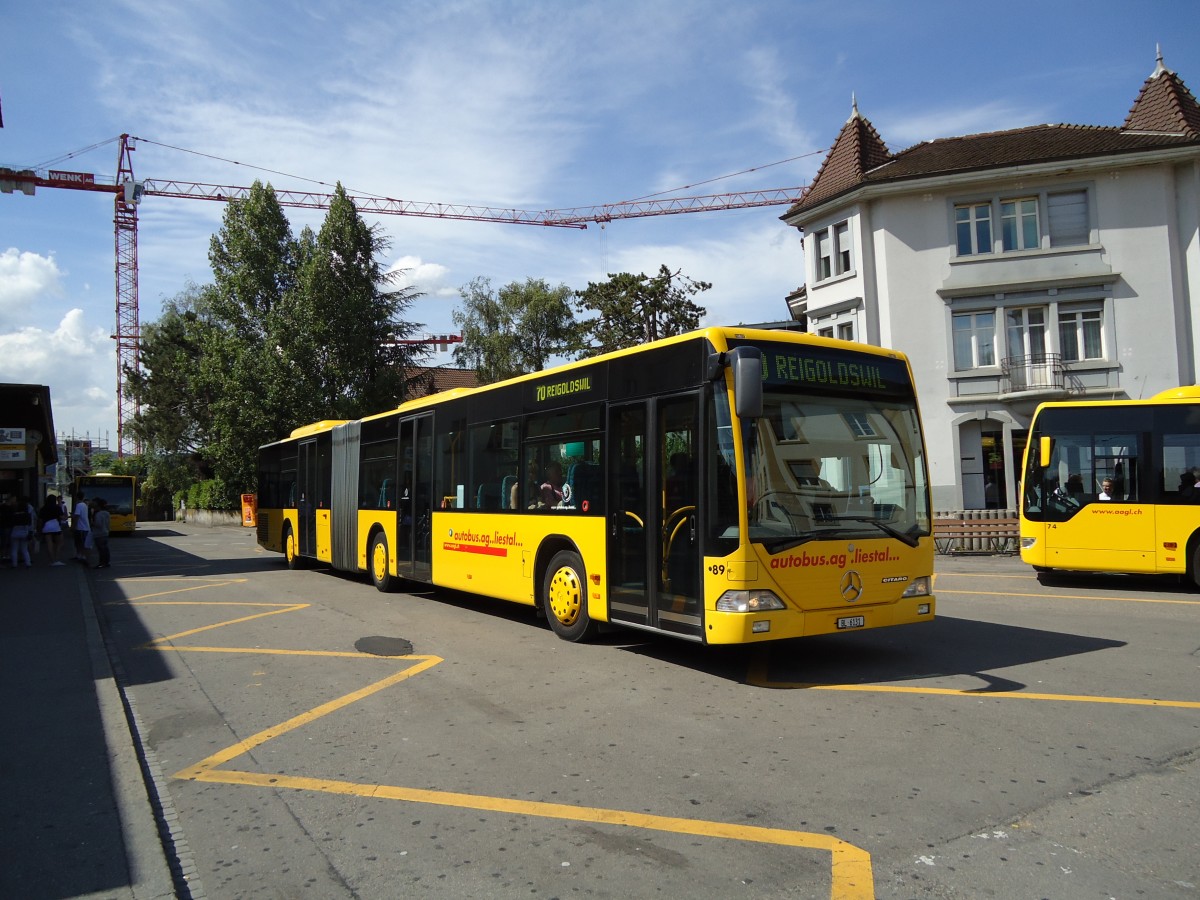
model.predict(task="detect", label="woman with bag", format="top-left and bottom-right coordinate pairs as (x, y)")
top-left (39, 494), bottom-right (66, 566)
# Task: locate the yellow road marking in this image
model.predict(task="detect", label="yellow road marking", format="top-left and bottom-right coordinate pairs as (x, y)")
top-left (747, 657), bottom-right (1200, 707)
top-left (939, 588), bottom-right (1200, 605)
top-left (140, 603), bottom-right (309, 645)
top-left (145, 601), bottom-right (873, 899)
top-left (193, 768), bottom-right (874, 898)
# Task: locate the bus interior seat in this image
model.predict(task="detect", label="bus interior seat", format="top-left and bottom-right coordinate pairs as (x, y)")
top-left (568, 462), bottom-right (601, 510)
top-left (500, 475), bottom-right (518, 509)
top-left (476, 482), bottom-right (502, 510)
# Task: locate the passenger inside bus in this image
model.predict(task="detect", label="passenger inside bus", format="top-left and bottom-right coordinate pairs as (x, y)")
top-left (540, 461), bottom-right (565, 508)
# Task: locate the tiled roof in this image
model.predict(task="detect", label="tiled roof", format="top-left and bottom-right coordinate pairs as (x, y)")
top-left (798, 107), bottom-right (891, 210)
top-left (786, 58), bottom-right (1200, 220)
top-left (405, 366), bottom-right (479, 397)
top-left (1124, 58), bottom-right (1200, 136)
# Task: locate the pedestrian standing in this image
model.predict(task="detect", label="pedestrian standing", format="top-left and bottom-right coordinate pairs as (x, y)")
top-left (38, 494), bottom-right (66, 565)
top-left (10, 495), bottom-right (34, 568)
top-left (91, 497), bottom-right (111, 569)
top-left (0, 495), bottom-right (13, 564)
top-left (72, 493), bottom-right (91, 562)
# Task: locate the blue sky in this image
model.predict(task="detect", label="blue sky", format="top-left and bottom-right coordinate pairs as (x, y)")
top-left (2, 0), bottom-right (1198, 446)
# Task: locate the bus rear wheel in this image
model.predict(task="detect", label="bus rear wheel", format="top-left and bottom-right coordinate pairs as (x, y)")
top-left (543, 550), bottom-right (598, 642)
top-left (283, 525), bottom-right (303, 570)
top-left (371, 532), bottom-right (395, 593)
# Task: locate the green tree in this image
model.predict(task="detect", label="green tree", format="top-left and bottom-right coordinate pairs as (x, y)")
top-left (574, 264), bottom-right (709, 357)
top-left (128, 181), bottom-right (425, 503)
top-left (199, 181), bottom-right (302, 493)
top-left (294, 183), bottom-right (425, 419)
top-left (452, 276), bottom-right (579, 383)
top-left (126, 282), bottom-right (215, 455)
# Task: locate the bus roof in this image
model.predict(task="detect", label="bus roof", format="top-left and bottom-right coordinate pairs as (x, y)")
top-left (1034, 386), bottom-right (1200, 413)
top-left (289, 420), bottom-right (349, 439)
top-left (354, 325), bottom-right (910, 425)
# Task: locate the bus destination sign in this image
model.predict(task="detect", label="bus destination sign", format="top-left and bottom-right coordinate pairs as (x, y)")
top-left (534, 374), bottom-right (593, 404)
top-left (736, 341), bottom-right (911, 395)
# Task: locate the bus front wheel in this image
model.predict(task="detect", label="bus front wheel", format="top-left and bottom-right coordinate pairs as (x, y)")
top-left (543, 550), bottom-right (598, 642)
top-left (370, 533), bottom-right (396, 593)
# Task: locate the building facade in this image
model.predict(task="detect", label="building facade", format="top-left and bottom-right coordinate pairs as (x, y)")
top-left (781, 53), bottom-right (1200, 511)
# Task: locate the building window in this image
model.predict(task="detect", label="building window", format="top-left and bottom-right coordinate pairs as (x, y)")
top-left (1006, 307), bottom-right (1047, 360)
top-left (812, 221), bottom-right (853, 282)
top-left (818, 326), bottom-right (834, 338)
top-left (1048, 190), bottom-right (1089, 246)
top-left (815, 230), bottom-right (832, 280)
top-left (835, 222), bottom-right (851, 273)
top-left (837, 322), bottom-right (854, 341)
top-left (1001, 198), bottom-right (1039, 251)
top-left (953, 311), bottom-right (996, 369)
top-left (1058, 304), bottom-right (1103, 361)
top-left (955, 203), bottom-right (992, 255)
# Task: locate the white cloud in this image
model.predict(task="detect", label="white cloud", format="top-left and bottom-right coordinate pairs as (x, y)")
top-left (0, 308), bottom-right (116, 444)
top-left (388, 255), bottom-right (451, 296)
top-left (0, 249), bottom-right (65, 328)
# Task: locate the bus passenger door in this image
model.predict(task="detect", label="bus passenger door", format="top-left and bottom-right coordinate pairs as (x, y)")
top-left (298, 438), bottom-right (317, 557)
top-left (608, 403), bottom-right (649, 626)
top-left (657, 395), bottom-right (701, 637)
top-left (398, 414), bottom-right (434, 581)
top-left (607, 396), bottom-right (702, 638)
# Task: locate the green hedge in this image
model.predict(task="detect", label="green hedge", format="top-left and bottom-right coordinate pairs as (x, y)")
top-left (178, 479), bottom-right (240, 512)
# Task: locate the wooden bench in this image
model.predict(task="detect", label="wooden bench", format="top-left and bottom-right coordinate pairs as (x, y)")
top-left (933, 516), bottom-right (1021, 555)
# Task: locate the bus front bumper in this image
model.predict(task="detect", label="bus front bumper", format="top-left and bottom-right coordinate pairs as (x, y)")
top-left (703, 595), bottom-right (935, 645)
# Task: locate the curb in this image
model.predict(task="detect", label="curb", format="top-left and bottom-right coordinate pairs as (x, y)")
top-left (78, 565), bottom-right (203, 899)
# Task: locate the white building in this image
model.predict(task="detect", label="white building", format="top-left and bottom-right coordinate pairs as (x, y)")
top-left (781, 52), bottom-right (1200, 512)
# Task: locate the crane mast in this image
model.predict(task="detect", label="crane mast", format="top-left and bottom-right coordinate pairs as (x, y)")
top-left (114, 136), bottom-right (141, 456)
top-left (1, 135), bottom-right (805, 457)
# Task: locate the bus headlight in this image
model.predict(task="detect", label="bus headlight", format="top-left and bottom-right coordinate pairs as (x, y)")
top-left (901, 577), bottom-right (930, 598)
top-left (716, 590), bottom-right (786, 613)
top-left (1021, 537), bottom-right (1036, 549)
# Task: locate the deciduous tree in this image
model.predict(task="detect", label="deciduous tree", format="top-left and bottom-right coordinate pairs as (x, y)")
top-left (452, 276), bottom-right (579, 383)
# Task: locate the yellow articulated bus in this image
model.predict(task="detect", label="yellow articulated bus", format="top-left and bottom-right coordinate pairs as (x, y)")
top-left (256, 327), bottom-right (935, 644)
top-left (74, 473), bottom-right (138, 534)
top-left (1020, 386), bottom-right (1200, 583)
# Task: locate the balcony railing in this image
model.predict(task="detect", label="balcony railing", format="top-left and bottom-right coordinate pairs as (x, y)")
top-left (1000, 353), bottom-right (1083, 397)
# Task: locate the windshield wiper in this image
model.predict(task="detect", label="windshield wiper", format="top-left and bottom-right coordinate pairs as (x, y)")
top-left (826, 515), bottom-right (920, 548)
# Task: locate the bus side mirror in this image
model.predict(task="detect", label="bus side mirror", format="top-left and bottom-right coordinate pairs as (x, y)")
top-left (1038, 436), bottom-right (1053, 468)
top-left (707, 346), bottom-right (763, 419)
top-left (733, 348), bottom-right (763, 419)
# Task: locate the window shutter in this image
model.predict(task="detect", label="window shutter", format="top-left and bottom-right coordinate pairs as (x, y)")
top-left (1048, 191), bottom-right (1088, 247)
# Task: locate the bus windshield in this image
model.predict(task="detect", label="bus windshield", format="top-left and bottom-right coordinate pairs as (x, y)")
top-left (77, 477), bottom-right (136, 515)
top-left (745, 390), bottom-right (929, 552)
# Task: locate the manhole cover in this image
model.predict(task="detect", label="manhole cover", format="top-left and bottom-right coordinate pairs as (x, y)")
top-left (354, 635), bottom-right (414, 657)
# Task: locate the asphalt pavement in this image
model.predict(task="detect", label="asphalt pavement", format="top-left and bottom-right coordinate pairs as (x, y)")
top-left (0, 553), bottom-right (178, 899)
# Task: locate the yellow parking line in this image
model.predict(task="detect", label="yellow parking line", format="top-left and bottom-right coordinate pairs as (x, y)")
top-left (152, 603), bottom-right (874, 900)
top-left (174, 657), bottom-right (872, 900)
top-left (939, 588), bottom-right (1200, 605)
top-left (140, 603), bottom-right (309, 645)
top-left (195, 768), bottom-right (874, 899)
top-left (747, 657), bottom-right (1200, 707)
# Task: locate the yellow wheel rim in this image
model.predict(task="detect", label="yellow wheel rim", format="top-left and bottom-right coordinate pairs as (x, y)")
top-left (285, 531), bottom-right (296, 563)
top-left (372, 540), bottom-right (388, 582)
top-left (547, 565), bottom-right (582, 626)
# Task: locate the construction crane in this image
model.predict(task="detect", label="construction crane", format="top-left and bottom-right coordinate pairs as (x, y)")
top-left (1, 134), bottom-right (805, 455)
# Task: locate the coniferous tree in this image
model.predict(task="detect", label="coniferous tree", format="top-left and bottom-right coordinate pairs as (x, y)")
top-left (575, 264), bottom-right (708, 357)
